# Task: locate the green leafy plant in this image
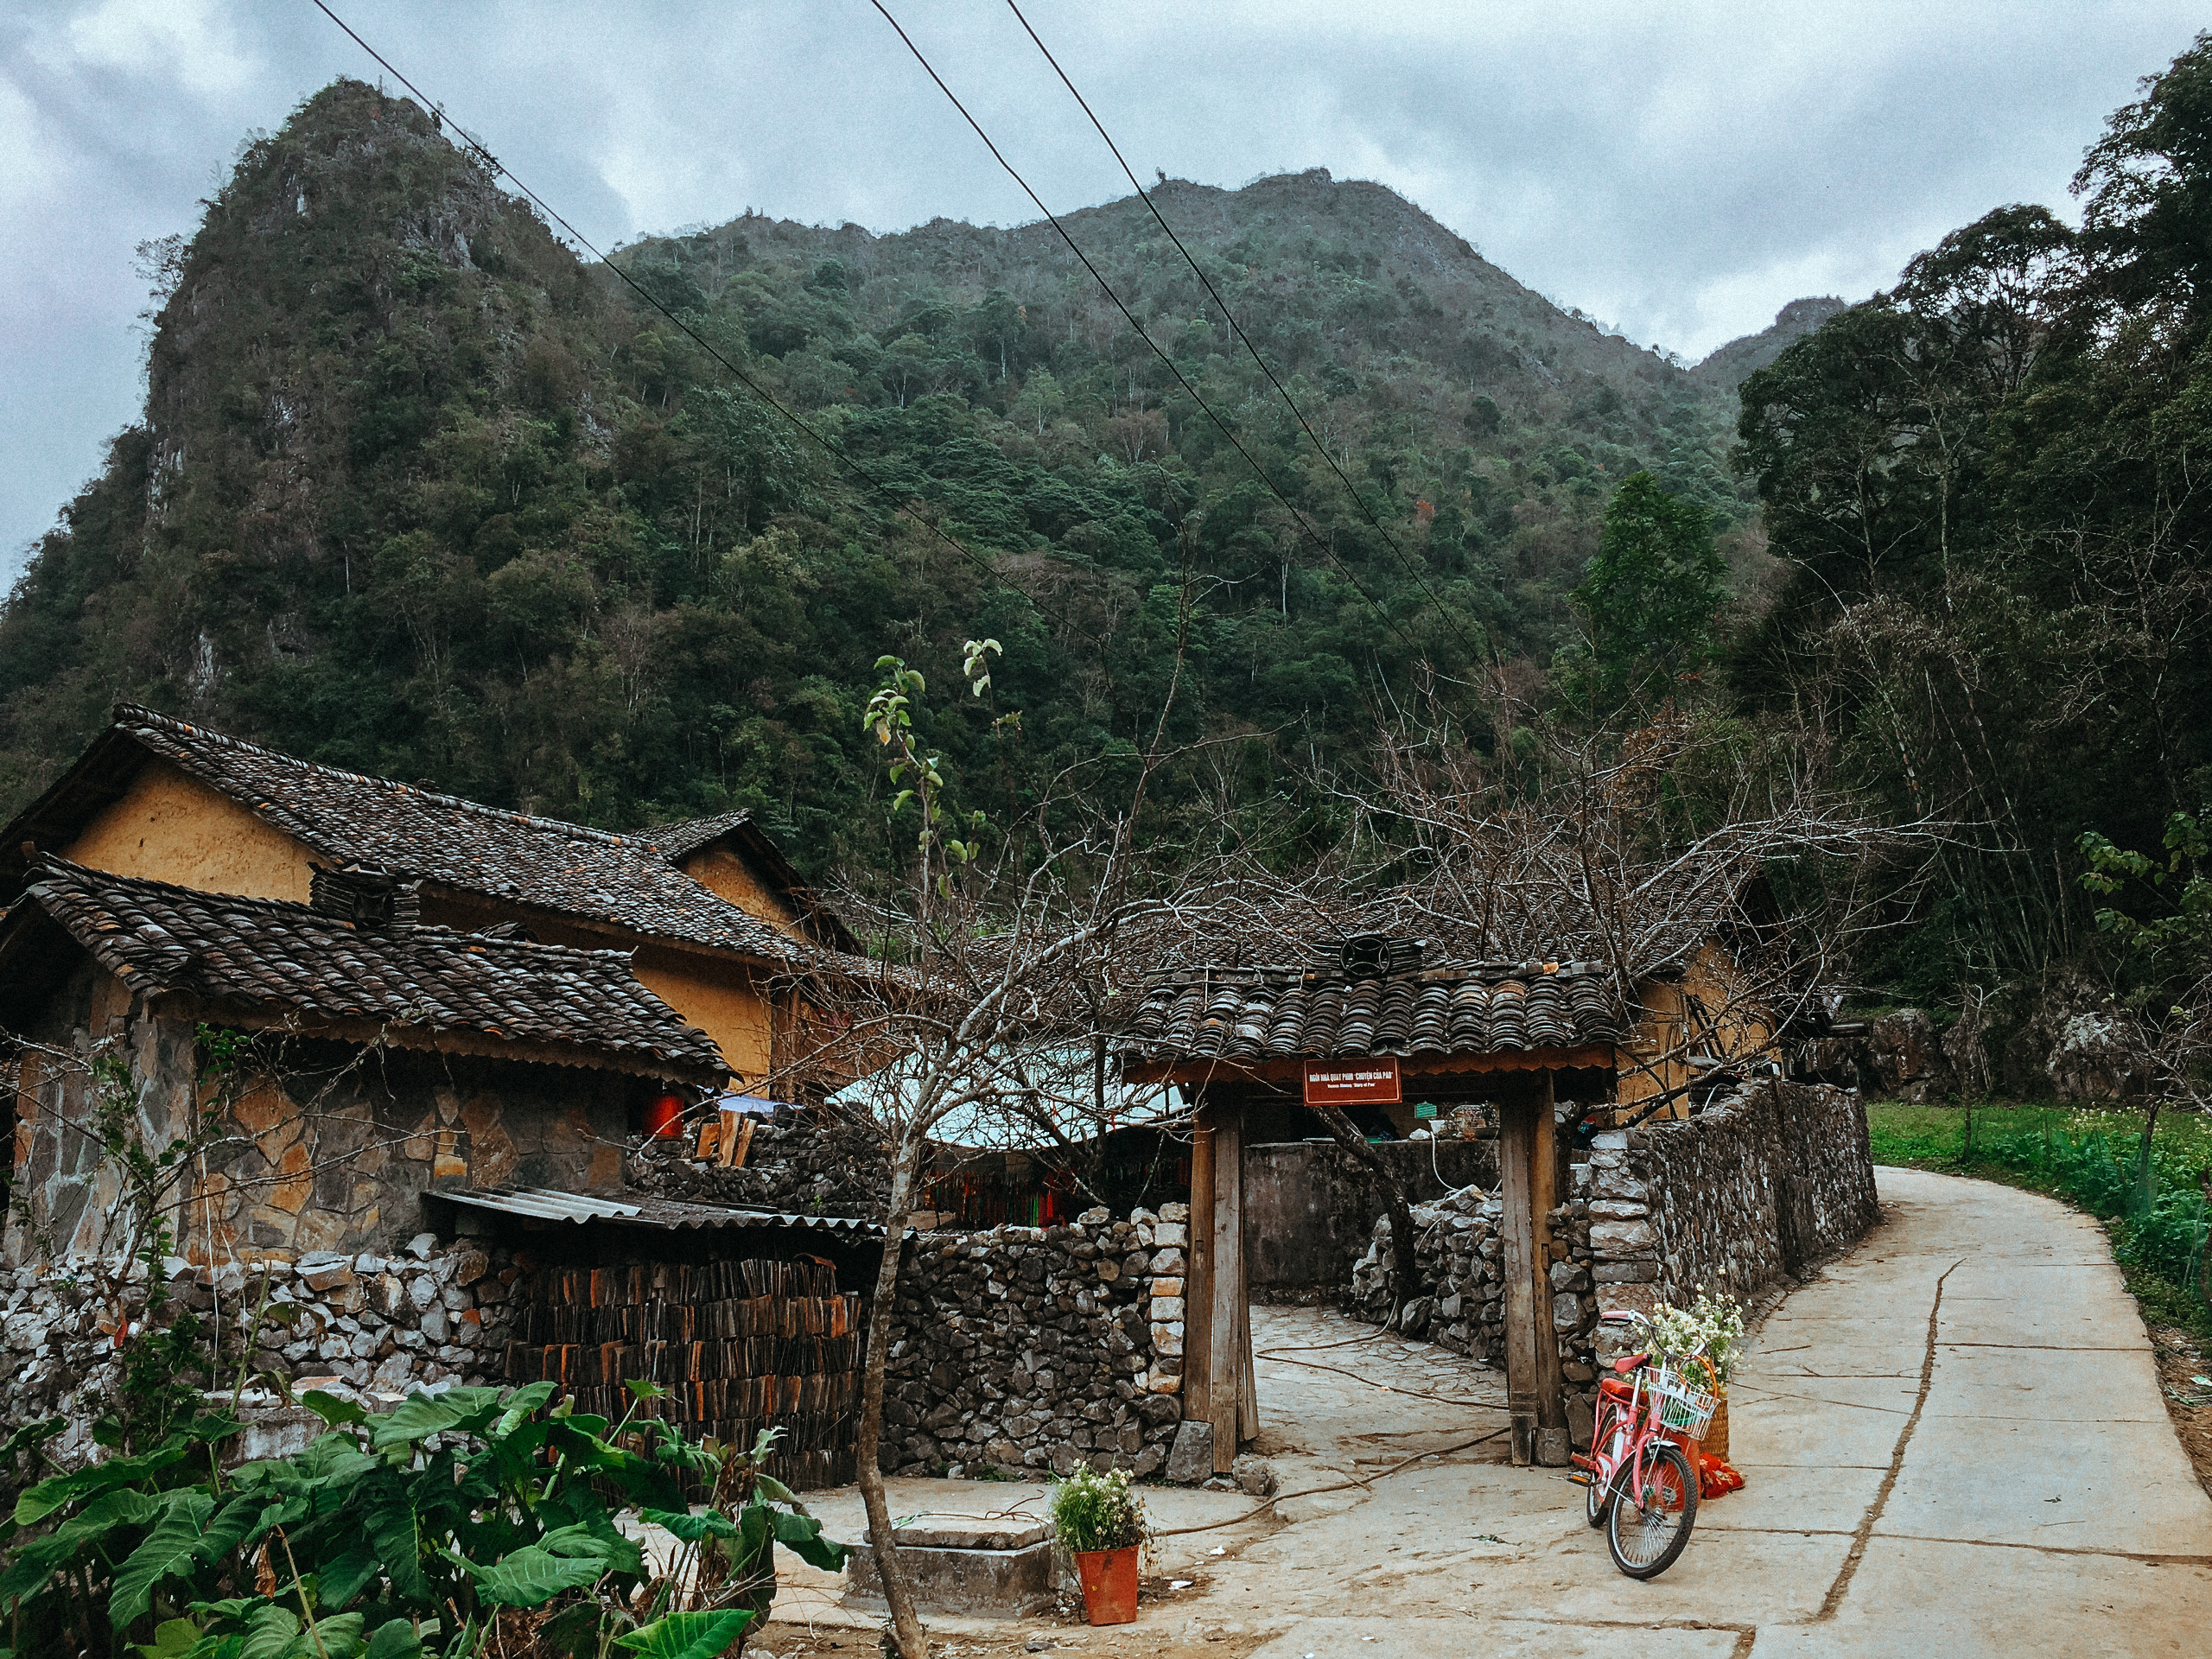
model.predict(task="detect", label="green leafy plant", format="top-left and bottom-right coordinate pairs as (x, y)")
top-left (0, 1378), bottom-right (844, 1659)
top-left (1046, 1465), bottom-right (1147, 1556)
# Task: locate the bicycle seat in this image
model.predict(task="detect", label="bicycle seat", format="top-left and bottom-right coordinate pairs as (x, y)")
top-left (1611, 1351), bottom-right (1651, 1374)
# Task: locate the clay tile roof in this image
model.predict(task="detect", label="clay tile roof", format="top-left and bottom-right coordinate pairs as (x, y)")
top-left (111, 706), bottom-right (797, 963)
top-left (639, 809), bottom-right (755, 864)
top-left (1113, 960), bottom-right (1626, 1068)
top-left (16, 858), bottom-right (724, 1081)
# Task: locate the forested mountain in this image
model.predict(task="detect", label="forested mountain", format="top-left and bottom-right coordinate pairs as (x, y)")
top-left (6, 34), bottom-right (2210, 1039)
top-left (1691, 296), bottom-right (1849, 391)
top-left (0, 79), bottom-right (1756, 877)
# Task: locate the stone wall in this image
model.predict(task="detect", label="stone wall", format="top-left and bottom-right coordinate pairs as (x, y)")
top-left (629, 1115), bottom-right (892, 1220)
top-left (1588, 1079), bottom-right (1878, 1353)
top-left (1245, 1137), bottom-right (1498, 1300)
top-left (879, 1204), bottom-right (1188, 1478)
top-left (1347, 1174), bottom-right (1599, 1385)
top-left (0, 1234), bottom-right (520, 1472)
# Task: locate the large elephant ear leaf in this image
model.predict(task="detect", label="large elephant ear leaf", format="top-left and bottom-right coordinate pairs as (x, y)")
top-left (539, 1521), bottom-right (644, 1580)
top-left (639, 1507), bottom-right (739, 1545)
top-left (14, 1444), bottom-right (184, 1524)
top-left (367, 1395), bottom-right (464, 1455)
top-left (110, 1489), bottom-right (218, 1629)
top-left (299, 1390), bottom-right (369, 1429)
top-left (771, 1509), bottom-right (848, 1573)
top-left (447, 1543), bottom-right (604, 1609)
top-left (131, 1616), bottom-right (203, 1659)
top-left (364, 1617), bottom-right (435, 1659)
top-left (361, 1496), bottom-right (429, 1605)
top-left (614, 1609), bottom-right (753, 1659)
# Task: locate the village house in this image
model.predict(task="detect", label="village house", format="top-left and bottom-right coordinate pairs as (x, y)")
top-left (0, 704), bottom-right (847, 1090)
top-left (0, 855), bottom-right (726, 1263)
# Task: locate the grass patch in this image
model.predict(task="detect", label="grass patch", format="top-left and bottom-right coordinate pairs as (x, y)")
top-left (1867, 1098), bottom-right (2212, 1349)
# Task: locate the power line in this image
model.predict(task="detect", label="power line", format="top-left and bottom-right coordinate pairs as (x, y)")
top-left (1001, 0), bottom-right (1489, 668)
top-left (868, 0), bottom-right (1428, 656)
top-left (308, 0), bottom-right (1045, 625)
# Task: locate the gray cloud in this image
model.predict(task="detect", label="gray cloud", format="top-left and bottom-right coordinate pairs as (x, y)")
top-left (3, 0), bottom-right (2202, 582)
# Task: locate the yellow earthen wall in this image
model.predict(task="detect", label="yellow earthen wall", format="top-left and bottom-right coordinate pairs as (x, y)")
top-left (630, 945), bottom-right (768, 1084)
top-left (63, 762), bottom-right (313, 903)
top-left (680, 844), bottom-right (806, 938)
top-left (1614, 944), bottom-right (1777, 1119)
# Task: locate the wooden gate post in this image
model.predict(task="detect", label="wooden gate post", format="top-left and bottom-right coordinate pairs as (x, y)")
top-left (1185, 1112), bottom-right (1215, 1430)
top-left (1498, 1083), bottom-right (1570, 1466)
top-left (1531, 1071), bottom-right (1571, 1465)
top-left (1497, 1097), bottom-right (1540, 1465)
top-left (1205, 1103), bottom-right (1246, 1471)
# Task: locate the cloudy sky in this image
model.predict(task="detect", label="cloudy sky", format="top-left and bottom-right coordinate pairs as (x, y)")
top-left (2, 1), bottom-right (2202, 582)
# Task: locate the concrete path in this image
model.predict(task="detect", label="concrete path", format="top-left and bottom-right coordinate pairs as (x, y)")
top-left (764, 1167), bottom-right (2212, 1659)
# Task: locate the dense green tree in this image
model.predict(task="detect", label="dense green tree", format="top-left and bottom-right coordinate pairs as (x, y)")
top-left (1732, 32), bottom-right (2212, 1006)
top-left (0, 79), bottom-right (1757, 879)
top-left (1572, 471), bottom-right (1727, 695)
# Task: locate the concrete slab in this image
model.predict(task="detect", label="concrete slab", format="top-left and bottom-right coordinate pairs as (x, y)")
top-left (1247, 1617), bottom-right (1741, 1658)
top-left (1749, 1535), bottom-right (2212, 1659)
top-left (1881, 1406), bottom-right (2212, 1554)
top-left (1722, 1375), bottom-right (1920, 1468)
top-left (1922, 1339), bottom-right (2168, 1422)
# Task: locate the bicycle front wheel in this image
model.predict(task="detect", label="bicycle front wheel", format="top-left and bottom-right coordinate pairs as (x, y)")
top-left (1584, 1462), bottom-right (1614, 1529)
top-left (1605, 1441), bottom-right (1698, 1579)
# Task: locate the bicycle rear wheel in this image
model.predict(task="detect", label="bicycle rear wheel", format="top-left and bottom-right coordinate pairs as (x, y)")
top-left (1605, 1441), bottom-right (1698, 1579)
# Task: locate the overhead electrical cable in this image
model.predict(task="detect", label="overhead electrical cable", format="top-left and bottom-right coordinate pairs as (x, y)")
top-left (1001, 0), bottom-right (1488, 667)
top-left (307, 0), bottom-right (1054, 625)
top-left (867, 0), bottom-right (1425, 655)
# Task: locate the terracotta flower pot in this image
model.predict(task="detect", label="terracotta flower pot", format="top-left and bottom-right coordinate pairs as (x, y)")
top-left (1073, 1545), bottom-right (1139, 1625)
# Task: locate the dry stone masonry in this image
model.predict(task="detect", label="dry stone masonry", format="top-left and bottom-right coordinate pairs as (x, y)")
top-left (880, 1204), bottom-right (1189, 1478)
top-left (1351, 1174), bottom-right (1600, 1384)
top-left (1587, 1078), bottom-right (1878, 1354)
top-left (0, 1235), bottom-right (519, 1470)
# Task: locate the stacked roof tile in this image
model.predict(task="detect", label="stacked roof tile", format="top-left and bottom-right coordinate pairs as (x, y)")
top-left (1115, 960), bottom-right (1625, 1068)
top-left (111, 706), bottom-right (799, 963)
top-left (642, 809), bottom-right (756, 864)
top-left (14, 858), bottom-right (724, 1080)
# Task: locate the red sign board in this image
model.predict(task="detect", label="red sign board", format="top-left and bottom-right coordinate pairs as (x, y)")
top-left (1303, 1058), bottom-right (1402, 1107)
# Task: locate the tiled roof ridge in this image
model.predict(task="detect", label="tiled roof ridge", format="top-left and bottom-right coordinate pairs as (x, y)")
top-left (636, 808), bottom-right (755, 861)
top-left (26, 856), bottom-right (644, 968)
top-left (21, 855), bottom-right (723, 1077)
top-left (113, 702), bottom-right (654, 855)
top-left (1142, 957), bottom-right (1614, 985)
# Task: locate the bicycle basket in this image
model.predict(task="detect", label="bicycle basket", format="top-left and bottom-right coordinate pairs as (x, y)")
top-left (1647, 1365), bottom-right (1719, 1438)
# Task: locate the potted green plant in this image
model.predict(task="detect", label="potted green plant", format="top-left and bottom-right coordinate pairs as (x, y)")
top-left (1047, 1465), bottom-right (1148, 1625)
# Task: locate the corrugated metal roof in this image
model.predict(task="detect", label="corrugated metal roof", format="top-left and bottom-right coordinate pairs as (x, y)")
top-left (439, 1185), bottom-right (883, 1239)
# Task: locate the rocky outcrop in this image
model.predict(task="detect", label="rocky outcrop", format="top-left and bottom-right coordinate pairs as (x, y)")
top-left (1859, 1009), bottom-right (1954, 1102)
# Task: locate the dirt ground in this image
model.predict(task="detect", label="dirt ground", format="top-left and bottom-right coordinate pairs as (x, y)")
top-left (2149, 1324), bottom-right (2212, 1498)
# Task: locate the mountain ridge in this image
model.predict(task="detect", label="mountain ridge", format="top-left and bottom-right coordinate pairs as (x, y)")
top-left (0, 79), bottom-right (1784, 872)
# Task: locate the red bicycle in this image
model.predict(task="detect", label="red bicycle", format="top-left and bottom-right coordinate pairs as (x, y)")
top-left (1572, 1323), bottom-right (1715, 1579)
